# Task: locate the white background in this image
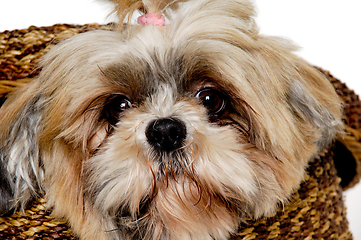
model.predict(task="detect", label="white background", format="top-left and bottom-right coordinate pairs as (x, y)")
top-left (1, 0), bottom-right (360, 238)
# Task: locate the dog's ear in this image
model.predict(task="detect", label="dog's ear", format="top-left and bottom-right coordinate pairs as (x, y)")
top-left (0, 83), bottom-right (44, 212)
top-left (256, 36), bottom-right (343, 150)
top-left (286, 65), bottom-right (343, 150)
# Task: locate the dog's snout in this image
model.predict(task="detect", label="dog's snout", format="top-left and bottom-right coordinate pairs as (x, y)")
top-left (146, 118), bottom-right (187, 152)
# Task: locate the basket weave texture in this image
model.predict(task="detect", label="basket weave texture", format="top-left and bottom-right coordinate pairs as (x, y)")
top-left (0, 24), bottom-right (360, 240)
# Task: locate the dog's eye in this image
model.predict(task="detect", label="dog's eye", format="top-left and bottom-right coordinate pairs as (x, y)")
top-left (196, 88), bottom-right (225, 114)
top-left (104, 95), bottom-right (132, 125)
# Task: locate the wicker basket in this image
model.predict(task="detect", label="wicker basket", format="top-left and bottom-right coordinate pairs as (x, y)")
top-left (1, 24), bottom-right (360, 240)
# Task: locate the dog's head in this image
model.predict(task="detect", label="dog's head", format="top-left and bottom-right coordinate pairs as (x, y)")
top-left (0, 0), bottom-right (342, 239)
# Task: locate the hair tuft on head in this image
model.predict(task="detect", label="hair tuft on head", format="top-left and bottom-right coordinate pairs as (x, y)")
top-left (106, 0), bottom-right (182, 28)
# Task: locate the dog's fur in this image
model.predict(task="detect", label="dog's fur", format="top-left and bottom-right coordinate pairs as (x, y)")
top-left (0, 0), bottom-right (343, 239)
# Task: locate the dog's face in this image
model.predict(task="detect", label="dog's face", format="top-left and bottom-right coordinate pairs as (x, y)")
top-left (0, 0), bottom-right (342, 239)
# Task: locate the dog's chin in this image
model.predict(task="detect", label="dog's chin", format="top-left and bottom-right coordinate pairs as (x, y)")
top-left (85, 146), bottom-right (290, 239)
top-left (83, 96), bottom-right (298, 239)
top-left (112, 173), bottom-right (242, 240)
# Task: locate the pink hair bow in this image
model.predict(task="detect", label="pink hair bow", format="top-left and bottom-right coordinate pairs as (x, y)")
top-left (137, 13), bottom-right (166, 26)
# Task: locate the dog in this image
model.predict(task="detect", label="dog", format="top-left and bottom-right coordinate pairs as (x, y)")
top-left (0, 0), bottom-right (343, 239)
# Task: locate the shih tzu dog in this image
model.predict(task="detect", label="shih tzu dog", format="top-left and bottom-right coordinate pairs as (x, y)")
top-left (0, 0), bottom-right (343, 239)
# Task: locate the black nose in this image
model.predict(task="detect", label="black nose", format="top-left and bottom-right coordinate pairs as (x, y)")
top-left (146, 118), bottom-right (187, 152)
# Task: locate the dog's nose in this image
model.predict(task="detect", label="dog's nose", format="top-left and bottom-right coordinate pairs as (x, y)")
top-left (146, 118), bottom-right (187, 152)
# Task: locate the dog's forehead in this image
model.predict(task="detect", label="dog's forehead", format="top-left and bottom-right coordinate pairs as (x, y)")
top-left (101, 50), bottom-right (215, 100)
